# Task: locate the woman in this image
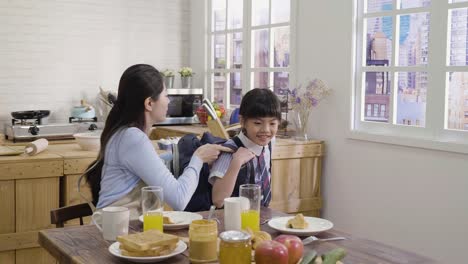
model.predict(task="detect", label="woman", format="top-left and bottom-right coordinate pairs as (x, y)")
top-left (86, 64), bottom-right (231, 219)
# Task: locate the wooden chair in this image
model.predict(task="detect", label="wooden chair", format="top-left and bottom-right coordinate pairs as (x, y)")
top-left (206, 120), bottom-right (241, 139)
top-left (50, 202), bottom-right (93, 228)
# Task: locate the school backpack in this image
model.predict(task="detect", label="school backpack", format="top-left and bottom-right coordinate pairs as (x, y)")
top-left (174, 132), bottom-right (226, 212)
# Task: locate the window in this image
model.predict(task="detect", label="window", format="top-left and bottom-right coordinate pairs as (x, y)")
top-left (208, 0), bottom-right (292, 107)
top-left (353, 0), bottom-right (468, 152)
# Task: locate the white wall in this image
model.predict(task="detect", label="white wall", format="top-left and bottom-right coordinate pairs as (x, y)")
top-left (0, 0), bottom-right (190, 124)
top-left (295, 1), bottom-right (467, 263)
top-left (189, 0), bottom-right (467, 262)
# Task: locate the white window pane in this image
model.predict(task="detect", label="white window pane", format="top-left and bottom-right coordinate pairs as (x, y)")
top-left (229, 33), bottom-right (243, 69)
top-left (212, 0), bottom-right (226, 31)
top-left (213, 72), bottom-right (227, 104)
top-left (271, 0), bottom-right (290, 24)
top-left (227, 0), bottom-right (242, 29)
top-left (230, 72), bottom-right (242, 105)
top-left (366, 104), bottom-right (372, 116)
top-left (252, 0), bottom-right (269, 26)
top-left (273, 72), bottom-right (289, 95)
top-left (397, 13), bottom-right (430, 66)
top-left (396, 72), bottom-right (427, 127)
top-left (380, 104), bottom-right (386, 117)
top-left (400, 0), bottom-right (431, 9)
top-left (273, 27), bottom-right (290, 67)
top-left (364, 72), bottom-right (391, 123)
top-left (253, 72), bottom-right (270, 89)
top-left (373, 104), bottom-right (379, 116)
top-left (450, 0), bottom-right (468, 3)
top-left (252, 29), bottom-right (270, 68)
top-left (447, 72), bottom-right (468, 131)
top-left (366, 0), bottom-right (393, 13)
top-left (213, 35), bottom-right (226, 69)
top-left (449, 8), bottom-right (468, 66)
top-left (366, 17), bottom-right (393, 66)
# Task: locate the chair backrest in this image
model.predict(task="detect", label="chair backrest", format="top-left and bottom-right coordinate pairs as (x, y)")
top-left (206, 118), bottom-right (230, 139)
top-left (50, 203), bottom-right (93, 228)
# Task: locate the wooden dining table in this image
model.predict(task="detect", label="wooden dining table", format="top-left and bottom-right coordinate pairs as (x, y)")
top-left (38, 207), bottom-right (437, 264)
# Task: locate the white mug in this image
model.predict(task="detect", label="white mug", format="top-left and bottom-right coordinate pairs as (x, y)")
top-left (91, 206), bottom-right (129, 241)
top-left (224, 197), bottom-right (249, 231)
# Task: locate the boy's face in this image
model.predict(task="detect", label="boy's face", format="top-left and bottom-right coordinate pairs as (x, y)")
top-left (240, 116), bottom-right (279, 146)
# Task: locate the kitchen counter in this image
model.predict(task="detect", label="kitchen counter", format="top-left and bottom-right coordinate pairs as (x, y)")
top-left (0, 140), bottom-right (163, 264)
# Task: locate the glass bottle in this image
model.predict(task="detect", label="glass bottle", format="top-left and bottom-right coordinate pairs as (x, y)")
top-left (189, 219), bottom-right (218, 263)
top-left (219, 230), bottom-right (252, 264)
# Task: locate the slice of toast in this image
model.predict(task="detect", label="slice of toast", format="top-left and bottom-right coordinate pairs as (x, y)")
top-left (286, 213), bottom-right (309, 229)
top-left (117, 230), bottom-right (179, 251)
top-left (163, 216), bottom-right (174, 224)
top-left (120, 243), bottom-right (177, 257)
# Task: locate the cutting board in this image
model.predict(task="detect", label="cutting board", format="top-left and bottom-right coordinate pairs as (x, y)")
top-left (0, 146), bottom-right (24, 156)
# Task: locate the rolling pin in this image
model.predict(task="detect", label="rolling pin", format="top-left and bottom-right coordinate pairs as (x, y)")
top-left (25, 138), bottom-right (49, 156)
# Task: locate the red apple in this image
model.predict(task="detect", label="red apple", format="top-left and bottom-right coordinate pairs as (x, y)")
top-left (274, 235), bottom-right (304, 264)
top-left (254, 240), bottom-right (289, 264)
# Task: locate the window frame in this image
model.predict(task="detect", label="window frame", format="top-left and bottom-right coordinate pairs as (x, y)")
top-left (350, 0), bottom-right (468, 154)
top-left (207, 0), bottom-right (296, 108)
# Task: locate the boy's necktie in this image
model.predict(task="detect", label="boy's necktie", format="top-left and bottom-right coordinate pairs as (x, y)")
top-left (258, 147), bottom-right (271, 206)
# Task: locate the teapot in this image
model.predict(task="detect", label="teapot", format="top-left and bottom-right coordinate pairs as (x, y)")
top-left (71, 100), bottom-right (96, 119)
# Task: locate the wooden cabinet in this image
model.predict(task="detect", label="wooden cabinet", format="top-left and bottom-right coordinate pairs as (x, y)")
top-left (151, 125), bottom-right (324, 217)
top-left (270, 139), bottom-right (323, 216)
top-left (47, 144), bottom-right (95, 226)
top-left (0, 153), bottom-right (62, 264)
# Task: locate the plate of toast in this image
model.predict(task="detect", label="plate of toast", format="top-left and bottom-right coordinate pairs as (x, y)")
top-left (268, 213), bottom-right (333, 236)
top-left (109, 229), bottom-right (187, 263)
top-left (138, 211), bottom-right (203, 230)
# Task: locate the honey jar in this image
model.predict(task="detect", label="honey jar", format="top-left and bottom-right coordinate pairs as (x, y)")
top-left (219, 230), bottom-right (252, 264)
top-left (189, 219), bottom-right (218, 263)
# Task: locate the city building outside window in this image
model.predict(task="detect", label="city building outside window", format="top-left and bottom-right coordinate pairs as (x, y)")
top-left (353, 0), bottom-right (468, 152)
top-left (208, 0), bottom-right (293, 108)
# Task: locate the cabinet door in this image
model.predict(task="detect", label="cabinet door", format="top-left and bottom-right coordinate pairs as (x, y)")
top-left (16, 178), bottom-right (59, 231)
top-left (16, 248), bottom-right (55, 264)
top-left (0, 180), bottom-right (15, 234)
top-left (0, 251), bottom-right (15, 264)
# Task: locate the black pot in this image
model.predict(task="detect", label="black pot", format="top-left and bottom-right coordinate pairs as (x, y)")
top-left (11, 110), bottom-right (50, 120)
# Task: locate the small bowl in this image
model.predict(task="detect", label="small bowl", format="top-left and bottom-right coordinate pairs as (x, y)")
top-left (73, 132), bottom-right (101, 151)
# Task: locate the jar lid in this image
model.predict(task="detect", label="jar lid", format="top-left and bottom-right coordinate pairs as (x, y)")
top-left (219, 231), bottom-right (251, 242)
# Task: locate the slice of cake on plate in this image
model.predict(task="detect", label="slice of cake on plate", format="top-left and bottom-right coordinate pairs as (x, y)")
top-left (286, 213), bottom-right (308, 229)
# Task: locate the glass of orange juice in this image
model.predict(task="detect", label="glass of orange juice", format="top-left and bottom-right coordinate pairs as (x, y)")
top-left (141, 186), bottom-right (164, 232)
top-left (239, 184), bottom-right (261, 231)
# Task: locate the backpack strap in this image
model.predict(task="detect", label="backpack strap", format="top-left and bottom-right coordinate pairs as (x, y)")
top-left (231, 136), bottom-right (256, 184)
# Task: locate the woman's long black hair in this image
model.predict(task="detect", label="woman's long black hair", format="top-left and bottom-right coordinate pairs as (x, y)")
top-left (86, 64), bottom-right (164, 205)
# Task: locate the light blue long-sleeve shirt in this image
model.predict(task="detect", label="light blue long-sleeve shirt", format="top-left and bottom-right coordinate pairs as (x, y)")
top-left (96, 127), bottom-right (202, 211)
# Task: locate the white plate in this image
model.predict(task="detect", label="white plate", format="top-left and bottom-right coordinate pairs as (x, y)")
top-left (108, 240), bottom-right (187, 263)
top-left (138, 211), bottom-right (203, 230)
top-left (268, 216), bottom-right (333, 236)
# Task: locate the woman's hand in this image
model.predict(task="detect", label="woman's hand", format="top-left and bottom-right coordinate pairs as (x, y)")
top-left (232, 147), bottom-right (255, 165)
top-left (194, 144), bottom-right (233, 164)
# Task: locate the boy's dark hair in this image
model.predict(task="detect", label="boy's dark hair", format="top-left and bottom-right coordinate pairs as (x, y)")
top-left (239, 88), bottom-right (281, 120)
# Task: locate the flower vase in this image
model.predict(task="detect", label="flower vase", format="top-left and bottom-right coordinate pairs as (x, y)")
top-left (181, 76), bottom-right (192, 89)
top-left (294, 112), bottom-right (309, 141)
top-left (164, 76), bottom-right (174, 89)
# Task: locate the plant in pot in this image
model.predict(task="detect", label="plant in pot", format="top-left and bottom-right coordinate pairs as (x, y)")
top-left (179, 67), bottom-right (195, 88)
top-left (162, 69), bottom-right (175, 89)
